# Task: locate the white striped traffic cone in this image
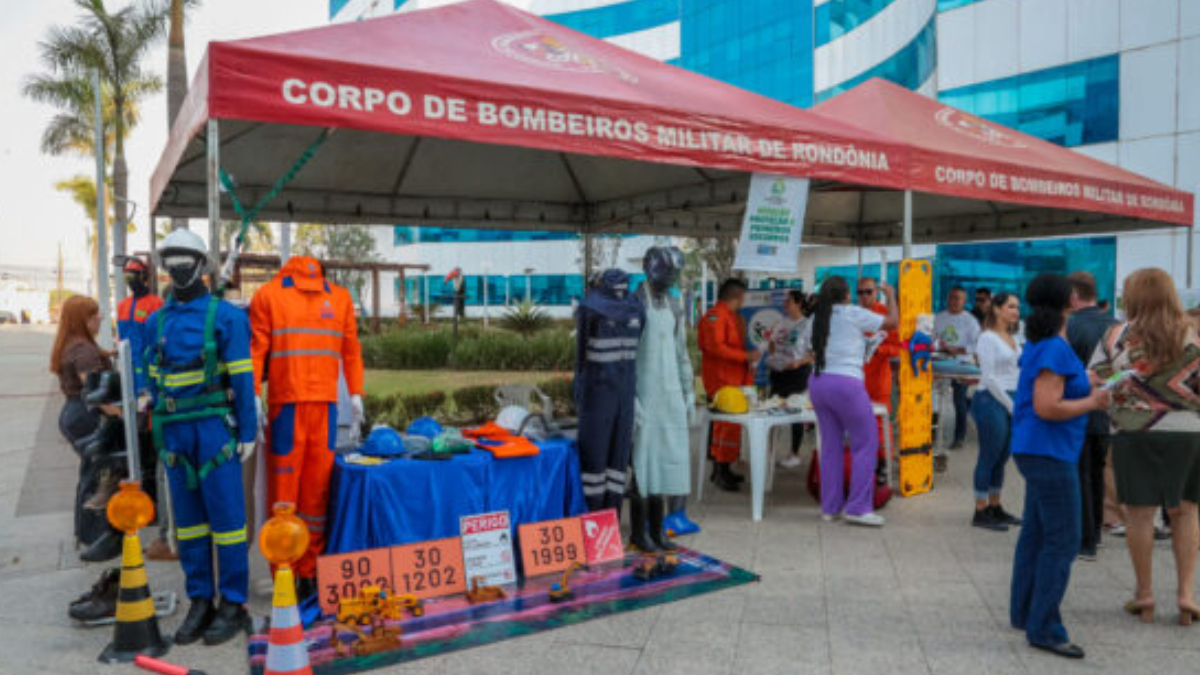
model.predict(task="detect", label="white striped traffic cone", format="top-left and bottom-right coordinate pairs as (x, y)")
top-left (264, 565), bottom-right (311, 675)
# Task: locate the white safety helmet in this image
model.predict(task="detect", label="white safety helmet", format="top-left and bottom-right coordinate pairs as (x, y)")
top-left (496, 405), bottom-right (530, 433)
top-left (156, 229), bottom-right (213, 292)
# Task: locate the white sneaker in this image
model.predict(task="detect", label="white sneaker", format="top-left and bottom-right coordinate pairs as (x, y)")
top-left (778, 453), bottom-right (802, 469)
top-left (821, 512), bottom-right (839, 522)
top-left (843, 512), bottom-right (885, 527)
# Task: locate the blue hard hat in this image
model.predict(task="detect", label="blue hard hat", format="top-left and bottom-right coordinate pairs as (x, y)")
top-left (406, 416), bottom-right (443, 439)
top-left (361, 427), bottom-right (406, 457)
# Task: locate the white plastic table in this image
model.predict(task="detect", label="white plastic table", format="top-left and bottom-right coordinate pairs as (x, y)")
top-left (695, 403), bottom-right (892, 522)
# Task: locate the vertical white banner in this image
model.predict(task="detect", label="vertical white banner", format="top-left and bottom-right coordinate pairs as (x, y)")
top-left (733, 173), bottom-right (809, 273)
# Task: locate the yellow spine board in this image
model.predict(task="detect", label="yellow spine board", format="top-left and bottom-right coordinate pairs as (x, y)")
top-left (897, 260), bottom-right (934, 497)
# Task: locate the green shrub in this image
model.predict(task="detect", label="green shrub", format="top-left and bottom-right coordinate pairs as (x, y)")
top-left (400, 391), bottom-right (447, 419)
top-left (361, 327), bottom-right (455, 369)
top-left (537, 376), bottom-right (576, 417)
top-left (362, 393), bottom-right (391, 428)
top-left (446, 329), bottom-right (574, 370)
top-left (451, 385), bottom-right (499, 425)
top-left (498, 301), bottom-right (553, 336)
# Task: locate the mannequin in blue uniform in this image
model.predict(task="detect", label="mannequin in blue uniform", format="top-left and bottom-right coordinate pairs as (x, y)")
top-left (575, 269), bottom-right (644, 514)
top-left (629, 247), bottom-right (698, 552)
top-left (147, 230), bottom-right (257, 646)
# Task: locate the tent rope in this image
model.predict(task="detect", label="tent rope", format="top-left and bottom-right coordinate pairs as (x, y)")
top-left (215, 128), bottom-right (331, 293)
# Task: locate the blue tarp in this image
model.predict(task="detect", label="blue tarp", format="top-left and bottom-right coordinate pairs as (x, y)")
top-left (326, 438), bottom-right (587, 554)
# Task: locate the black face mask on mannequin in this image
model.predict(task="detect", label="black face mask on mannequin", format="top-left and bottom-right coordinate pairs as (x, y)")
top-left (643, 246), bottom-right (683, 296)
top-left (125, 272), bottom-right (149, 297)
top-left (162, 252), bottom-right (207, 302)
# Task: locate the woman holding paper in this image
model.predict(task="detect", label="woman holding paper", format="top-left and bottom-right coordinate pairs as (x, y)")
top-left (1091, 268), bottom-right (1200, 626)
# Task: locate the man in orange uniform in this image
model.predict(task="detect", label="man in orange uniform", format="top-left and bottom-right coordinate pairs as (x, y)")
top-left (250, 257), bottom-right (364, 595)
top-left (698, 279), bottom-right (759, 492)
top-left (858, 277), bottom-right (901, 461)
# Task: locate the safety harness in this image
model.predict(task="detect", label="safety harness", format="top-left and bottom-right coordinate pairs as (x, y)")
top-left (150, 296), bottom-right (237, 490)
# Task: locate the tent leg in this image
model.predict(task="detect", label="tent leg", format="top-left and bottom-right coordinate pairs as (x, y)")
top-left (902, 190), bottom-right (913, 261)
top-left (207, 119), bottom-right (221, 260)
top-left (1189, 225), bottom-right (1195, 289)
top-left (372, 268), bottom-right (381, 334)
top-left (399, 269), bottom-right (407, 326)
top-left (582, 230), bottom-right (593, 279)
top-left (149, 216), bottom-right (159, 296)
top-left (280, 222), bottom-right (292, 263)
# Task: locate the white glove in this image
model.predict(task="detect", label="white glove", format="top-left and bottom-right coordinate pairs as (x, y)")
top-left (255, 395), bottom-right (266, 442)
top-left (351, 394), bottom-right (365, 427)
top-left (238, 441), bottom-right (256, 463)
top-left (685, 397), bottom-right (697, 428)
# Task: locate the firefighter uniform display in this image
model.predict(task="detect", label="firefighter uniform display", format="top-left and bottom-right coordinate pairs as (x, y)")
top-left (697, 298), bottom-right (754, 489)
top-left (575, 269), bottom-right (644, 513)
top-left (250, 256), bottom-right (364, 583)
top-left (149, 229), bottom-right (257, 646)
top-left (116, 257), bottom-right (163, 393)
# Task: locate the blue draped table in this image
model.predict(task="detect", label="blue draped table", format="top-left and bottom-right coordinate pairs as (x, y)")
top-left (326, 438), bottom-right (587, 554)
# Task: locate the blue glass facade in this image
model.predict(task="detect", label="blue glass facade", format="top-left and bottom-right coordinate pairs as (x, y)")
top-left (678, 0), bottom-right (815, 107)
top-left (400, 273), bottom-right (650, 307)
top-left (936, 0), bottom-right (989, 11)
top-left (814, 15), bottom-right (937, 102)
top-left (815, 261), bottom-right (906, 290)
top-left (545, 0), bottom-right (679, 39)
top-left (938, 55), bottom-right (1119, 148)
top-left (393, 226), bottom-right (578, 246)
top-left (815, 0), bottom-right (901, 47)
top-left (933, 237), bottom-right (1117, 312)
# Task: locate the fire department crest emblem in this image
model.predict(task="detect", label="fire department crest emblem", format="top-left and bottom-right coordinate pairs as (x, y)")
top-left (934, 107), bottom-right (1026, 149)
top-left (492, 30), bottom-right (637, 84)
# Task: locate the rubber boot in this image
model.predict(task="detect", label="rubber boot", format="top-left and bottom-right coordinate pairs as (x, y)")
top-left (202, 600), bottom-right (250, 646)
top-left (648, 497), bottom-right (677, 551)
top-left (627, 494), bottom-right (659, 553)
top-left (712, 463), bottom-right (740, 492)
top-left (174, 599), bottom-right (215, 646)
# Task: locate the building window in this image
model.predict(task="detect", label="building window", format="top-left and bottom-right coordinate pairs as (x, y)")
top-left (938, 55), bottom-right (1119, 148)
top-left (815, 261), bottom-right (908, 290)
top-left (936, 0), bottom-right (989, 12)
top-left (815, 0), bottom-right (902, 47)
top-left (815, 14), bottom-right (937, 102)
top-left (545, 0), bottom-right (679, 40)
top-left (392, 226), bottom-right (579, 246)
top-left (933, 237), bottom-right (1116, 311)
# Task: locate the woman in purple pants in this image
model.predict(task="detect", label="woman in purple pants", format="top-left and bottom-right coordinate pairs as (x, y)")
top-left (806, 276), bottom-right (898, 526)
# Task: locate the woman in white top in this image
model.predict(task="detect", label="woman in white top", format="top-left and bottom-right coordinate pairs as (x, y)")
top-left (807, 276), bottom-right (898, 526)
top-left (971, 292), bottom-right (1024, 531)
top-left (767, 290), bottom-right (814, 468)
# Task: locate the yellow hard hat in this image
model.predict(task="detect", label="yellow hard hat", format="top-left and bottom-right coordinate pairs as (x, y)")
top-left (712, 386), bottom-right (749, 414)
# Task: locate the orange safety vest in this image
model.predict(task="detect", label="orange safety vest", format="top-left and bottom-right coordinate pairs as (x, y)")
top-left (249, 256), bottom-right (364, 403)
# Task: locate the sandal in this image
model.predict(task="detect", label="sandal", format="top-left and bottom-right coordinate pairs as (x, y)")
top-left (1179, 602), bottom-right (1200, 627)
top-left (1123, 598), bottom-right (1155, 624)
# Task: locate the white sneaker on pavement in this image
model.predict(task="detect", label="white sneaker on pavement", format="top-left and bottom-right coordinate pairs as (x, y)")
top-left (779, 453), bottom-right (802, 469)
top-left (843, 512), bottom-right (885, 527)
top-left (821, 513), bottom-right (839, 523)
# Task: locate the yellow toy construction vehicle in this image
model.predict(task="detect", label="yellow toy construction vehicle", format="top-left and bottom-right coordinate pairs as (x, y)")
top-left (336, 585), bottom-right (424, 626)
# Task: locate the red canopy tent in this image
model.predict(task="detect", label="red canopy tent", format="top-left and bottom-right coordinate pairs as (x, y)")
top-left (812, 79), bottom-right (1192, 252)
top-left (148, 0), bottom-right (1191, 261)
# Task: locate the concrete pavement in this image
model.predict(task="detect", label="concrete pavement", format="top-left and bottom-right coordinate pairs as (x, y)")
top-left (2, 324), bottom-right (1198, 675)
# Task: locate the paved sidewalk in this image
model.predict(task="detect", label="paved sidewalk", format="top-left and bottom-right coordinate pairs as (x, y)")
top-left (2, 324), bottom-right (1198, 675)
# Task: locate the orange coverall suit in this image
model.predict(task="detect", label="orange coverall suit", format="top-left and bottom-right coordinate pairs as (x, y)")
top-left (698, 301), bottom-right (753, 463)
top-left (864, 302), bottom-right (901, 458)
top-left (250, 257), bottom-right (364, 577)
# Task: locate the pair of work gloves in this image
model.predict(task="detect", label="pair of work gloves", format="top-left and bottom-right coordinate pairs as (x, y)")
top-left (242, 394), bottom-right (365, 463)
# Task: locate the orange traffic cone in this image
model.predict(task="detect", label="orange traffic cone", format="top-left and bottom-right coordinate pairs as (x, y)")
top-left (99, 532), bottom-right (171, 663)
top-left (264, 565), bottom-right (312, 675)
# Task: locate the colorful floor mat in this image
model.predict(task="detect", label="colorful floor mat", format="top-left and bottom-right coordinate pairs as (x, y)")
top-left (248, 547), bottom-right (758, 674)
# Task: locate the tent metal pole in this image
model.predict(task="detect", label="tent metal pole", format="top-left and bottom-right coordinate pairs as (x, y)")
top-left (280, 222), bottom-right (292, 263)
top-left (207, 119), bottom-right (221, 260)
top-left (902, 189), bottom-right (913, 260)
top-left (582, 229), bottom-right (593, 280)
top-left (92, 69), bottom-right (112, 349)
top-left (1189, 225), bottom-right (1195, 288)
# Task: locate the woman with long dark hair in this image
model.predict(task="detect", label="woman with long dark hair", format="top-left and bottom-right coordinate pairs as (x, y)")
top-left (1009, 273), bottom-right (1109, 659)
top-left (970, 292), bottom-right (1023, 531)
top-left (1092, 268), bottom-right (1200, 626)
top-left (767, 289), bottom-right (813, 468)
top-left (807, 276), bottom-right (897, 526)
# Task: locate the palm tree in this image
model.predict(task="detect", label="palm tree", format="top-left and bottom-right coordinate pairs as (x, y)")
top-left (26, 0), bottom-right (166, 303)
top-left (167, 0), bottom-right (199, 232)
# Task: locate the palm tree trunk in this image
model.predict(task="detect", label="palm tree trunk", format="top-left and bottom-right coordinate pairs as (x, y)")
top-left (112, 129), bottom-right (129, 303)
top-left (168, 0), bottom-right (188, 232)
